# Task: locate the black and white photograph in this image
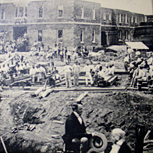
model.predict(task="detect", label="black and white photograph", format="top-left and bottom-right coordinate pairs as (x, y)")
top-left (0, 0), bottom-right (152, 152)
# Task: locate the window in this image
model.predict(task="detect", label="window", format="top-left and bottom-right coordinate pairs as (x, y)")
top-left (109, 12), bottom-right (111, 21)
top-left (145, 16), bottom-right (147, 22)
top-left (125, 31), bottom-right (128, 40)
top-left (15, 7), bottom-right (27, 18)
top-left (38, 30), bottom-right (42, 41)
top-left (122, 14), bottom-right (124, 23)
top-left (80, 30), bottom-right (84, 43)
top-left (106, 13), bottom-right (109, 20)
top-left (15, 7), bottom-right (18, 17)
top-left (118, 14), bottom-right (120, 22)
top-left (19, 7), bottom-right (23, 17)
top-left (119, 31), bottom-right (122, 39)
top-left (58, 5), bottom-right (63, 17)
top-left (103, 12), bottom-right (106, 20)
top-left (81, 7), bottom-right (84, 19)
top-left (125, 14), bottom-right (128, 23)
top-left (135, 16), bottom-right (137, 23)
top-left (58, 30), bottom-right (63, 38)
top-left (25, 7), bottom-right (27, 17)
top-left (39, 6), bottom-right (43, 18)
top-left (119, 13), bottom-right (122, 23)
top-left (131, 16), bottom-right (133, 23)
top-left (92, 30), bottom-right (95, 43)
top-left (1, 8), bottom-right (5, 19)
top-left (93, 8), bottom-right (95, 20)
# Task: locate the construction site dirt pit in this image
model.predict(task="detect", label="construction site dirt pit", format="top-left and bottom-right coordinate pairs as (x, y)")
top-left (0, 89), bottom-right (152, 153)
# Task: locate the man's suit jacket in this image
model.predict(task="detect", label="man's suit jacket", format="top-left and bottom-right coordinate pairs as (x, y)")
top-left (118, 141), bottom-right (132, 153)
top-left (105, 141), bottom-right (132, 153)
top-left (62, 112), bottom-right (88, 144)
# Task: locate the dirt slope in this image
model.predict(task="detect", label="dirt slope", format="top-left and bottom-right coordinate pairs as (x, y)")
top-left (0, 90), bottom-right (152, 153)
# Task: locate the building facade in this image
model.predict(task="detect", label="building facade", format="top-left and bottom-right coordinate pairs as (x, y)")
top-left (133, 15), bottom-right (153, 50)
top-left (0, 0), bottom-right (145, 50)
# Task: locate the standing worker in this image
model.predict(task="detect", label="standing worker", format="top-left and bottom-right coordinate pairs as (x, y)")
top-left (73, 61), bottom-right (80, 86)
top-left (64, 62), bottom-right (72, 88)
top-left (84, 62), bottom-right (93, 86)
top-left (53, 43), bottom-right (58, 58)
top-left (67, 50), bottom-right (71, 64)
top-left (30, 65), bottom-right (36, 83)
top-left (124, 54), bottom-right (129, 71)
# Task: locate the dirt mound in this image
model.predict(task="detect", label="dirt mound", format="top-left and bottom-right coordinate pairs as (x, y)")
top-left (0, 90), bottom-right (152, 152)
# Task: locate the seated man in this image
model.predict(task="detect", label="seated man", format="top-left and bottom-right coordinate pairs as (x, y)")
top-left (99, 64), bottom-right (111, 81)
top-left (108, 63), bottom-right (115, 75)
top-left (149, 64), bottom-right (153, 78)
top-left (62, 102), bottom-right (92, 152)
top-left (109, 128), bottom-right (131, 153)
top-left (133, 65), bottom-right (148, 87)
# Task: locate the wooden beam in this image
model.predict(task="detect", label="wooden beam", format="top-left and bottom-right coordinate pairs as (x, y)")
top-left (76, 91), bottom-right (88, 102)
top-left (0, 136), bottom-right (8, 153)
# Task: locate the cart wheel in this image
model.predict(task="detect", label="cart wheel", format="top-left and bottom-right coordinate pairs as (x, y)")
top-left (88, 132), bottom-right (107, 153)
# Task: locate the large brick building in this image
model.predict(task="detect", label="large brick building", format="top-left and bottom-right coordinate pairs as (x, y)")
top-left (133, 15), bottom-right (153, 50)
top-left (0, 0), bottom-right (146, 49)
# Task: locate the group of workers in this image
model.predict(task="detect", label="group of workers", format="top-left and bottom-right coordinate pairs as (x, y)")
top-left (0, 52), bottom-right (61, 87)
top-left (126, 51), bottom-right (153, 87)
top-left (0, 55), bottom-right (30, 84)
top-left (63, 60), bottom-right (115, 88)
top-left (31, 41), bottom-right (73, 64)
top-left (29, 62), bottom-right (61, 85)
top-left (0, 33), bottom-right (29, 53)
top-left (29, 64), bottom-right (46, 83)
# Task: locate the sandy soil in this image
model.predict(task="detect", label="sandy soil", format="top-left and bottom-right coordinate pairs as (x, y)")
top-left (0, 88), bottom-right (152, 153)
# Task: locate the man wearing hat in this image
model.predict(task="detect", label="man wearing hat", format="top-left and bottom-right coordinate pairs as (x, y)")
top-left (135, 51), bottom-right (142, 67)
top-left (147, 52), bottom-right (153, 66)
top-left (64, 62), bottom-right (72, 88)
top-left (84, 62), bottom-right (93, 86)
top-left (62, 102), bottom-right (92, 152)
top-left (132, 63), bottom-right (149, 87)
top-left (30, 65), bottom-right (37, 83)
top-left (109, 128), bottom-right (131, 153)
top-left (73, 61), bottom-right (80, 86)
top-left (124, 54), bottom-right (130, 71)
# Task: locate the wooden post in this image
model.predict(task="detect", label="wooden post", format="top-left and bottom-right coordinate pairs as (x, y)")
top-left (134, 124), bottom-right (146, 153)
top-left (0, 136), bottom-right (8, 153)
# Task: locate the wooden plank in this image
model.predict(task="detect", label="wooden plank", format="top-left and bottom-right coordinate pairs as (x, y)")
top-left (76, 91), bottom-right (88, 102)
top-left (39, 89), bottom-right (53, 98)
top-left (0, 136), bottom-right (8, 153)
top-left (108, 75), bottom-right (118, 83)
top-left (34, 87), bottom-right (46, 95)
top-left (53, 87), bottom-right (126, 92)
top-left (10, 78), bottom-right (31, 86)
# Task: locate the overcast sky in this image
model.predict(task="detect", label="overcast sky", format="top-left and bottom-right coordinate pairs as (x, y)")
top-left (1, 0), bottom-right (152, 15)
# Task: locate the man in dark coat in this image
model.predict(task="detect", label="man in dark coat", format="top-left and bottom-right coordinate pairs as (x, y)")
top-left (62, 102), bottom-right (91, 152)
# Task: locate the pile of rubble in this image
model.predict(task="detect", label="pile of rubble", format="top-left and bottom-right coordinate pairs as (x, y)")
top-left (0, 90), bottom-right (152, 152)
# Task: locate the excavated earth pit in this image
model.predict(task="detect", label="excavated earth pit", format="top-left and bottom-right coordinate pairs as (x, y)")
top-left (0, 89), bottom-right (152, 153)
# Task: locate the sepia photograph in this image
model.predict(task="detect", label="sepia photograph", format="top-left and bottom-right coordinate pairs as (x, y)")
top-left (0, 0), bottom-right (152, 152)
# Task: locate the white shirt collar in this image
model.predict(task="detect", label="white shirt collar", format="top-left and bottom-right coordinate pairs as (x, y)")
top-left (116, 139), bottom-right (125, 146)
top-left (73, 111), bottom-right (82, 124)
top-left (110, 139), bottom-right (125, 153)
